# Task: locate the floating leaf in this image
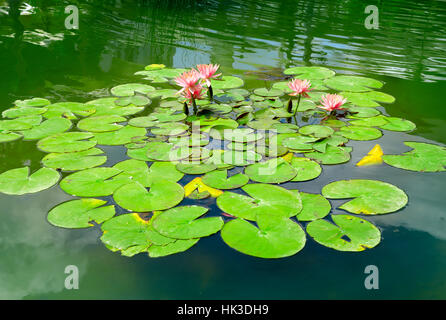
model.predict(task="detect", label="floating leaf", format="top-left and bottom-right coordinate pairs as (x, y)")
top-left (113, 181), bottom-right (184, 212)
top-left (245, 158), bottom-right (297, 183)
top-left (284, 66), bottom-right (335, 79)
top-left (183, 177), bottom-right (223, 198)
top-left (2, 106), bottom-right (47, 118)
top-left (145, 141), bottom-right (191, 161)
top-left (290, 157), bottom-right (322, 181)
top-left (202, 169), bottom-right (249, 190)
top-left (341, 91), bottom-right (395, 107)
top-left (43, 102), bottom-right (95, 119)
top-left (0, 132), bottom-right (22, 143)
top-left (20, 118), bottom-right (72, 140)
top-left (324, 76), bottom-right (383, 92)
top-left (349, 116), bottom-right (388, 127)
top-left (307, 215), bottom-right (381, 251)
top-left (296, 192), bottom-right (331, 221)
top-left (299, 125), bottom-right (334, 138)
top-left (356, 144), bottom-right (383, 166)
top-left (153, 206), bottom-right (223, 239)
top-left (210, 76), bottom-right (244, 90)
top-left (15, 98), bottom-right (50, 108)
top-left (110, 83), bottom-right (155, 97)
top-left (37, 132), bottom-right (96, 153)
top-left (383, 142), bottom-right (446, 172)
top-left (42, 148), bottom-right (107, 171)
top-left (216, 184), bottom-right (302, 220)
top-left (94, 126), bottom-right (146, 146)
top-left (305, 145), bottom-right (352, 165)
top-left (148, 239), bottom-right (199, 258)
top-left (151, 122), bottom-right (189, 136)
top-left (339, 126), bottom-right (382, 141)
top-left (347, 106), bottom-right (381, 118)
top-left (221, 214), bottom-right (306, 258)
top-left (221, 150), bottom-right (262, 166)
top-left (0, 167), bottom-right (59, 195)
top-left (379, 117), bottom-right (416, 132)
top-left (176, 162), bottom-right (217, 175)
top-left (47, 199), bottom-right (115, 229)
top-left (281, 135), bottom-right (317, 150)
top-left (322, 179), bottom-right (408, 214)
top-left (253, 88), bottom-right (283, 97)
top-left (77, 115), bottom-right (126, 132)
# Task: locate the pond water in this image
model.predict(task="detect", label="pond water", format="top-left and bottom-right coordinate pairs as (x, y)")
top-left (0, 0), bottom-right (445, 299)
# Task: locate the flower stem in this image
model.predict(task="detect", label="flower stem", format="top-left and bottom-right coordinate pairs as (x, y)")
top-left (293, 94), bottom-right (302, 116)
top-left (183, 102), bottom-right (189, 115)
top-left (192, 97), bottom-right (198, 115)
top-left (208, 85), bottom-right (214, 101)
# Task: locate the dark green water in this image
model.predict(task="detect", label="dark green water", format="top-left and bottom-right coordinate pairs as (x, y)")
top-left (0, 0), bottom-right (445, 299)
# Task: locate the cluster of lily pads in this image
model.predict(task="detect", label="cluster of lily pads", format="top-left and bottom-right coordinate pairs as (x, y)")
top-left (0, 64), bottom-right (445, 259)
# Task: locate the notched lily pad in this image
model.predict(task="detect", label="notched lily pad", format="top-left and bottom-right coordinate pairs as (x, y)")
top-left (0, 167), bottom-right (60, 195)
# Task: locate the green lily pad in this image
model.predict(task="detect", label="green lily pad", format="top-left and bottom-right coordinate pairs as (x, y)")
top-left (147, 161), bottom-right (184, 182)
top-left (322, 179), bottom-right (408, 214)
top-left (202, 169), bottom-right (249, 189)
top-left (113, 181), bottom-right (184, 212)
top-left (115, 95), bottom-right (151, 107)
top-left (128, 116), bottom-right (158, 128)
top-left (145, 141), bottom-right (191, 161)
top-left (312, 135), bottom-right (348, 153)
top-left (341, 91), bottom-right (395, 107)
top-left (94, 126), bottom-right (146, 146)
top-left (247, 118), bottom-right (280, 130)
top-left (43, 102), bottom-right (95, 119)
top-left (15, 98), bottom-right (50, 108)
top-left (37, 132), bottom-right (96, 153)
top-left (0, 119), bottom-right (33, 131)
top-left (379, 117), bottom-right (416, 132)
top-left (20, 118), bottom-right (72, 140)
top-left (151, 122), bottom-right (189, 136)
top-left (201, 103), bottom-right (233, 114)
top-left (221, 150), bottom-right (262, 166)
top-left (299, 125), bottom-right (334, 138)
top-left (221, 214), bottom-right (306, 258)
top-left (245, 158), bottom-right (298, 184)
top-left (0, 132), bottom-right (22, 143)
top-left (305, 145), bottom-right (352, 165)
top-left (324, 76), bottom-right (383, 92)
top-left (47, 199), bottom-right (115, 229)
top-left (153, 206), bottom-right (223, 239)
top-left (77, 115), bottom-right (126, 132)
top-left (42, 148), bottom-right (107, 171)
top-left (147, 89), bottom-right (178, 100)
top-left (2, 106), bottom-right (47, 118)
top-left (382, 142), bottom-right (446, 172)
top-left (0, 167), bottom-right (60, 195)
top-left (281, 135), bottom-right (317, 150)
top-left (111, 83), bottom-right (155, 97)
top-left (210, 76), bottom-right (244, 90)
top-left (339, 126), bottom-right (382, 141)
top-left (284, 66), bottom-right (335, 79)
top-left (253, 88), bottom-right (283, 97)
top-left (290, 157), bottom-right (322, 181)
top-left (295, 192), bottom-right (331, 221)
top-left (347, 106), bottom-right (381, 118)
top-left (148, 238), bottom-right (199, 258)
top-left (306, 215), bottom-right (381, 251)
top-left (176, 162), bottom-right (217, 175)
top-left (349, 116), bottom-right (388, 127)
top-left (216, 184), bottom-right (302, 220)
top-left (101, 213), bottom-right (175, 253)
top-left (86, 97), bottom-right (144, 117)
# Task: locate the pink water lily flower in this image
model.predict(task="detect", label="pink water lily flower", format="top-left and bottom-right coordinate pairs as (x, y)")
top-left (182, 84), bottom-right (206, 102)
top-left (288, 79), bottom-right (312, 97)
top-left (196, 64), bottom-right (222, 86)
top-left (175, 69), bottom-right (201, 95)
top-left (317, 94), bottom-right (347, 112)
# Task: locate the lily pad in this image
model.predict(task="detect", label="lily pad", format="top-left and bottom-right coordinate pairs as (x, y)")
top-left (245, 158), bottom-right (298, 184)
top-left (2, 106), bottom-right (47, 118)
top-left (339, 126), bottom-right (382, 141)
top-left (0, 132), bottom-right (22, 143)
top-left (221, 214), bottom-right (306, 258)
top-left (0, 167), bottom-right (60, 195)
top-left (324, 76), bottom-right (383, 92)
top-left (383, 142), bottom-right (446, 172)
top-left (216, 184), bottom-right (302, 220)
top-left (307, 215), bottom-right (381, 251)
top-left (305, 145), bottom-right (352, 165)
top-left (94, 126), bottom-right (146, 146)
top-left (153, 206), bottom-right (223, 239)
top-left (42, 148), bottom-right (107, 171)
top-left (113, 181), bottom-right (184, 212)
top-left (210, 76), bottom-right (244, 90)
top-left (290, 157), bottom-right (322, 181)
top-left (202, 169), bottom-right (249, 189)
top-left (284, 66), bottom-right (335, 80)
top-left (176, 162), bottom-right (217, 175)
top-left (221, 150), bottom-right (262, 166)
top-left (341, 91), bottom-right (395, 107)
top-left (253, 88), bottom-right (283, 97)
top-left (43, 102), bottom-right (95, 119)
top-left (347, 106), bottom-right (381, 118)
top-left (15, 98), bottom-right (50, 108)
top-left (322, 179), bottom-right (408, 214)
top-left (47, 199), bottom-right (115, 229)
top-left (110, 83), bottom-right (155, 97)
top-left (20, 118), bottom-right (72, 140)
top-left (115, 95), bottom-right (151, 107)
top-left (146, 141), bottom-right (191, 161)
top-left (78, 115), bottom-right (126, 132)
top-left (379, 117), bottom-right (416, 132)
top-left (299, 125), bottom-right (334, 138)
top-left (296, 192), bottom-right (331, 221)
top-left (148, 239), bottom-right (199, 258)
top-left (348, 116), bottom-right (388, 127)
top-left (37, 132), bottom-right (96, 153)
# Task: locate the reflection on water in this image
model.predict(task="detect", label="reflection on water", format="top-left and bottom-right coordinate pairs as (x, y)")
top-left (0, 0), bottom-right (445, 299)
